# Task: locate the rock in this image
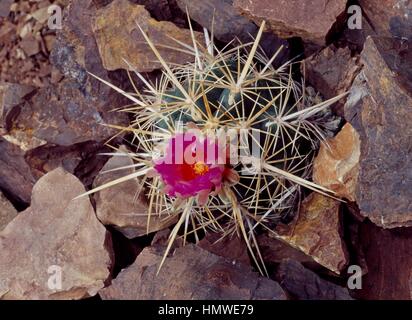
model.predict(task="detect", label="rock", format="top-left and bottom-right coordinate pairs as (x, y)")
top-left (30, 6), bottom-right (51, 24)
top-left (198, 232), bottom-right (251, 266)
top-left (359, 0), bottom-right (412, 40)
top-left (47, 1), bottom-right (130, 147)
top-left (0, 168), bottom-right (113, 299)
top-left (0, 137), bottom-right (36, 204)
top-left (25, 141), bottom-right (109, 184)
top-left (10, 79), bottom-right (127, 147)
top-left (92, 0), bottom-right (204, 72)
top-left (151, 228), bottom-right (183, 248)
top-left (1, 130), bottom-right (47, 152)
top-left (350, 220), bottom-right (412, 299)
top-left (93, 147), bottom-right (177, 239)
top-left (176, 0), bottom-right (289, 63)
top-left (313, 123), bottom-right (360, 202)
top-left (50, 0), bottom-right (110, 89)
top-left (276, 193), bottom-right (348, 274)
top-left (132, 0), bottom-right (176, 23)
top-left (176, 0), bottom-right (257, 43)
top-left (276, 259), bottom-right (353, 300)
top-left (0, 0), bottom-right (13, 17)
top-left (100, 244), bottom-right (287, 300)
top-left (0, 82), bottom-right (35, 131)
top-left (257, 234), bottom-right (318, 267)
top-left (344, 36), bottom-right (412, 228)
top-left (19, 36), bottom-right (41, 57)
top-left (234, 0), bottom-right (347, 45)
top-left (0, 191), bottom-right (18, 231)
top-left (303, 46), bottom-right (361, 113)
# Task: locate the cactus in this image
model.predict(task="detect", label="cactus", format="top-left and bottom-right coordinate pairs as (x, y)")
top-left (79, 20), bottom-right (345, 276)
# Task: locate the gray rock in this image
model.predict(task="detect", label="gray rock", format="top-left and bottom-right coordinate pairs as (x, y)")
top-left (0, 137), bottom-right (36, 204)
top-left (276, 259), bottom-right (353, 300)
top-left (176, 0), bottom-right (257, 43)
top-left (344, 36), bottom-right (412, 228)
top-left (100, 244), bottom-right (287, 300)
top-left (0, 168), bottom-right (113, 299)
top-left (0, 191), bottom-right (18, 231)
top-left (234, 0), bottom-right (347, 45)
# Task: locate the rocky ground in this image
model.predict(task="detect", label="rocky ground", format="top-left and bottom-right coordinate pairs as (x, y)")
top-left (0, 0), bottom-right (411, 300)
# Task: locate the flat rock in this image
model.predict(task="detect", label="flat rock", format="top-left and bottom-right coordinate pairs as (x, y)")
top-left (94, 147), bottom-right (176, 239)
top-left (313, 123), bottom-right (360, 202)
top-left (100, 244), bottom-right (287, 300)
top-left (234, 0), bottom-right (347, 45)
top-left (0, 191), bottom-right (18, 231)
top-left (92, 0), bottom-right (204, 72)
top-left (176, 0), bottom-right (257, 43)
top-left (276, 193), bottom-right (348, 274)
top-left (276, 259), bottom-right (353, 300)
top-left (303, 47), bottom-right (361, 113)
top-left (0, 168), bottom-right (113, 299)
top-left (344, 36), bottom-right (412, 228)
top-left (359, 0), bottom-right (412, 40)
top-left (10, 79), bottom-right (127, 147)
top-left (0, 137), bottom-right (36, 204)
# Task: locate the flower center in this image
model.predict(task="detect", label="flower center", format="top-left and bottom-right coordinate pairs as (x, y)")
top-left (193, 161), bottom-right (209, 176)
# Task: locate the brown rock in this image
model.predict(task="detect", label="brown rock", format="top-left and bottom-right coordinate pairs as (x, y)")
top-left (0, 191), bottom-right (18, 231)
top-left (19, 36), bottom-right (41, 57)
top-left (176, 0), bottom-right (257, 43)
top-left (31, 6), bottom-right (50, 24)
top-left (198, 232), bottom-right (251, 266)
top-left (100, 244), bottom-right (286, 300)
top-left (25, 141), bottom-right (109, 184)
top-left (92, 0), bottom-right (204, 72)
top-left (276, 259), bottom-right (353, 300)
top-left (350, 220), bottom-right (412, 300)
top-left (313, 123), bottom-right (360, 202)
top-left (0, 82), bottom-right (35, 131)
top-left (276, 193), bottom-right (348, 274)
top-left (303, 47), bottom-right (361, 113)
top-left (150, 228), bottom-right (183, 249)
top-left (11, 79), bottom-right (127, 146)
top-left (176, 0), bottom-right (289, 63)
top-left (234, 0), bottom-right (347, 45)
top-left (94, 147), bottom-right (176, 239)
top-left (0, 168), bottom-right (113, 300)
top-left (132, 0), bottom-right (176, 23)
top-left (2, 130), bottom-right (47, 152)
top-left (344, 36), bottom-right (412, 228)
top-left (0, 137), bottom-right (36, 204)
top-left (257, 234), bottom-right (317, 267)
top-left (359, 0), bottom-right (412, 40)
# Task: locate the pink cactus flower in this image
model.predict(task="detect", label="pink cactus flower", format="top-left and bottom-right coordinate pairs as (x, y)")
top-left (154, 132), bottom-right (227, 200)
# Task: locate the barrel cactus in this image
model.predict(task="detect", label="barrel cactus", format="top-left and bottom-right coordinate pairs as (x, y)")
top-left (79, 21), bottom-right (345, 275)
